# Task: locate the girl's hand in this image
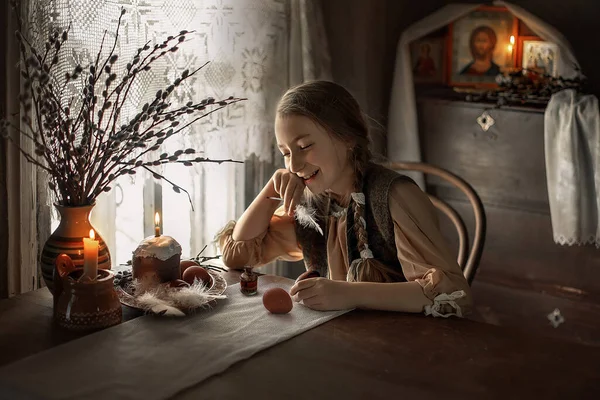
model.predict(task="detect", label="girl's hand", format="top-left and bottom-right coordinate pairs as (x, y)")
top-left (289, 278), bottom-right (353, 311)
top-left (272, 168), bottom-right (305, 216)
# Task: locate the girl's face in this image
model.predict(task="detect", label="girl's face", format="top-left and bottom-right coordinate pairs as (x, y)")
top-left (275, 114), bottom-right (355, 196)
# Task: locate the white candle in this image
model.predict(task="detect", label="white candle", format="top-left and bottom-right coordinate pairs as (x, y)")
top-left (155, 212), bottom-right (161, 237)
top-left (83, 229), bottom-right (99, 280)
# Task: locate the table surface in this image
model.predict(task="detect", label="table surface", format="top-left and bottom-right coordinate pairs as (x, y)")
top-left (1, 271), bottom-right (600, 400)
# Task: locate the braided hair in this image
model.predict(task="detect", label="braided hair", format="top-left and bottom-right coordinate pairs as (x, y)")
top-left (277, 81), bottom-right (401, 283)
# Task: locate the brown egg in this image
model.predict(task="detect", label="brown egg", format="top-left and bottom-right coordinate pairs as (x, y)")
top-left (262, 287), bottom-right (293, 314)
top-left (180, 260), bottom-right (200, 277)
top-left (167, 279), bottom-right (190, 289)
top-left (182, 266), bottom-right (213, 287)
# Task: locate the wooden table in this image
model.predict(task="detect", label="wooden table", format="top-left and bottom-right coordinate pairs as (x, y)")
top-left (1, 271), bottom-right (599, 400)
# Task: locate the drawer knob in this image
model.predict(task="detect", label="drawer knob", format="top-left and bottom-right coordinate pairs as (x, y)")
top-left (476, 111), bottom-right (495, 131)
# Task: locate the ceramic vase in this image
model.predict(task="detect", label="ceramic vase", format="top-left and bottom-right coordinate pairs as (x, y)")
top-left (40, 204), bottom-right (111, 294)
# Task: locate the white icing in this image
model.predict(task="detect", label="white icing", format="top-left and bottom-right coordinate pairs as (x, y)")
top-left (132, 235), bottom-right (182, 261)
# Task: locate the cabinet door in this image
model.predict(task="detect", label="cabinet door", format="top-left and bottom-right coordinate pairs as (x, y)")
top-left (418, 99), bottom-right (547, 211)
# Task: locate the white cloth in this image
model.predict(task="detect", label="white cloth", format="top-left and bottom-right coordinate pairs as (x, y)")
top-left (386, 2), bottom-right (581, 190)
top-left (0, 275), bottom-right (350, 400)
top-left (544, 89), bottom-right (600, 247)
top-left (387, 4), bottom-right (479, 188)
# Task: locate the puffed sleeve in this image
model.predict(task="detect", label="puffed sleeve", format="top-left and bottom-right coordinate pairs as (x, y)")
top-left (389, 179), bottom-right (473, 317)
top-left (215, 206), bottom-right (304, 269)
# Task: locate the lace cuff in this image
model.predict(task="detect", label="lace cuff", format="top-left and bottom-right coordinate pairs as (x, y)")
top-left (415, 268), bottom-right (471, 318)
top-left (424, 290), bottom-right (466, 318)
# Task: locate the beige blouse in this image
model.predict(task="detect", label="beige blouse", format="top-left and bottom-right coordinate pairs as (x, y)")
top-left (217, 179), bottom-right (473, 317)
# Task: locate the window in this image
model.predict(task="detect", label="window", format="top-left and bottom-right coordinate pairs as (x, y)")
top-left (43, 0), bottom-right (292, 265)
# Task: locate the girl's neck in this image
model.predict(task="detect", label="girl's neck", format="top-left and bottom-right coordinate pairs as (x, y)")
top-left (326, 190), bottom-right (352, 207)
top-left (326, 177), bottom-right (356, 207)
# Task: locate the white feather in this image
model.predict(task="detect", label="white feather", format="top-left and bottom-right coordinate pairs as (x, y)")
top-left (295, 204), bottom-right (324, 236)
top-left (136, 293), bottom-right (186, 317)
top-left (132, 279), bottom-right (227, 316)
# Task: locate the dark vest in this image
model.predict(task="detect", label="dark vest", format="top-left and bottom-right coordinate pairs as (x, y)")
top-left (294, 163), bottom-right (412, 282)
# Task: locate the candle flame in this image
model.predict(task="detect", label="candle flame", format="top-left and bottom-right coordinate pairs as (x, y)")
top-left (509, 35), bottom-right (515, 45)
top-left (155, 212), bottom-right (160, 226)
top-left (89, 229), bottom-right (95, 240)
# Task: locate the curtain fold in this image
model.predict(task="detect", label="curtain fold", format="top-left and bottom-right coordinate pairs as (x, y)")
top-left (0, 0), bottom-right (45, 297)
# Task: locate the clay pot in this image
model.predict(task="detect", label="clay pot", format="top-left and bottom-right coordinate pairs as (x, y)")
top-left (53, 254), bottom-right (121, 331)
top-left (41, 204), bottom-right (111, 294)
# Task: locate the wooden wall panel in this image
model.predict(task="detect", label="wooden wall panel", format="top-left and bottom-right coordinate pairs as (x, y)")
top-left (435, 199), bottom-right (600, 301)
top-left (419, 99), bottom-right (549, 210)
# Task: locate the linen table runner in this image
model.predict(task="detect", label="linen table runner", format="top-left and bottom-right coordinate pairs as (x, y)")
top-left (0, 275), bottom-right (350, 400)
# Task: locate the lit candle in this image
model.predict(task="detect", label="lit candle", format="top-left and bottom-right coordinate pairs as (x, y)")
top-left (508, 35), bottom-right (515, 61)
top-left (83, 229), bottom-right (99, 280)
top-left (155, 212), bottom-right (161, 237)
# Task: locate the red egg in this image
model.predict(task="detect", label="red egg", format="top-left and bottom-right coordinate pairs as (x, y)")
top-left (180, 260), bottom-right (200, 277)
top-left (167, 279), bottom-right (190, 289)
top-left (182, 266), bottom-right (213, 287)
top-left (262, 287), bottom-right (293, 314)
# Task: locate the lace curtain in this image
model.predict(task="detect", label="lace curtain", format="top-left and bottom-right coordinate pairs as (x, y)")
top-left (30, 0), bottom-right (331, 268)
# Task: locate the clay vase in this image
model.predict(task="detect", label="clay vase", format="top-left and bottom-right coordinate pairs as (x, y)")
top-left (41, 204), bottom-right (111, 294)
top-left (53, 254), bottom-right (122, 331)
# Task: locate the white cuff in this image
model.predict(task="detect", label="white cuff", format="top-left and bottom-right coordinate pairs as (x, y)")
top-left (424, 290), bottom-right (466, 318)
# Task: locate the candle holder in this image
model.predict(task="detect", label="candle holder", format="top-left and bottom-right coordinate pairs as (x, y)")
top-left (53, 254), bottom-right (122, 331)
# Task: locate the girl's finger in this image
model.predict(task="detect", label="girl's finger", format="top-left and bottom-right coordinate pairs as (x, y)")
top-left (302, 298), bottom-right (322, 308)
top-left (292, 286), bottom-right (318, 303)
top-left (273, 173), bottom-right (282, 196)
top-left (276, 174), bottom-right (287, 202)
top-left (289, 277), bottom-right (317, 296)
top-left (287, 182), bottom-right (302, 216)
top-left (283, 177), bottom-right (298, 215)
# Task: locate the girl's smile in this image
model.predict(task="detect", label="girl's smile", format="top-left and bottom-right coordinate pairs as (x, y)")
top-left (301, 169), bottom-right (319, 184)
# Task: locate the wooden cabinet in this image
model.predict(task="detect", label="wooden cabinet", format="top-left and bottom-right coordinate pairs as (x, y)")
top-left (417, 97), bottom-right (600, 346)
top-left (419, 99), bottom-right (548, 210)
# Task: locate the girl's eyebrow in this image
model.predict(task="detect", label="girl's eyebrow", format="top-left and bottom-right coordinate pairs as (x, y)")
top-left (277, 133), bottom-right (311, 149)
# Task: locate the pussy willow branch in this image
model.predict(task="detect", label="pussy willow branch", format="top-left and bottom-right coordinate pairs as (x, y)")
top-left (4, 2), bottom-right (245, 206)
top-left (140, 165), bottom-right (194, 210)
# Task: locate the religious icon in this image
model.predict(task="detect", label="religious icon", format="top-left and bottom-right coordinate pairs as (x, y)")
top-left (448, 6), bottom-right (517, 86)
top-left (410, 37), bottom-right (445, 84)
top-left (520, 39), bottom-right (559, 77)
top-left (459, 26), bottom-right (502, 76)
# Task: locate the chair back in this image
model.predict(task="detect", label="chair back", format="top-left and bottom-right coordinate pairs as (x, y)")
top-left (383, 162), bottom-right (486, 285)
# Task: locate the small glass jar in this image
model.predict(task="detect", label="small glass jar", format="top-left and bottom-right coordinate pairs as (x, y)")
top-left (240, 267), bottom-right (258, 296)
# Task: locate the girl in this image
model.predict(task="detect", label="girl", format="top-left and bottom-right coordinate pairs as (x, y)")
top-left (216, 81), bottom-right (472, 317)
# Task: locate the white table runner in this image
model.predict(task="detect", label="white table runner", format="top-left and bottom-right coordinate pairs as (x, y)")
top-left (0, 275), bottom-right (350, 400)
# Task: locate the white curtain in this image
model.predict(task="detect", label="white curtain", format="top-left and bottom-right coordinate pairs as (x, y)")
top-left (387, 1), bottom-right (581, 189)
top-left (34, 0), bottom-right (330, 268)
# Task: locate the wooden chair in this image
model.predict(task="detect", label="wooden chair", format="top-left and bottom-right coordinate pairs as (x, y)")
top-left (383, 162), bottom-right (486, 285)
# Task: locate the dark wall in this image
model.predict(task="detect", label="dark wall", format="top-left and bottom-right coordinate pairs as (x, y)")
top-left (322, 0), bottom-right (600, 345)
top-left (322, 0), bottom-right (600, 143)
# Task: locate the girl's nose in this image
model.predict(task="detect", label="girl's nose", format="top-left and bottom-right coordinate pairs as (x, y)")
top-left (288, 153), bottom-right (305, 174)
